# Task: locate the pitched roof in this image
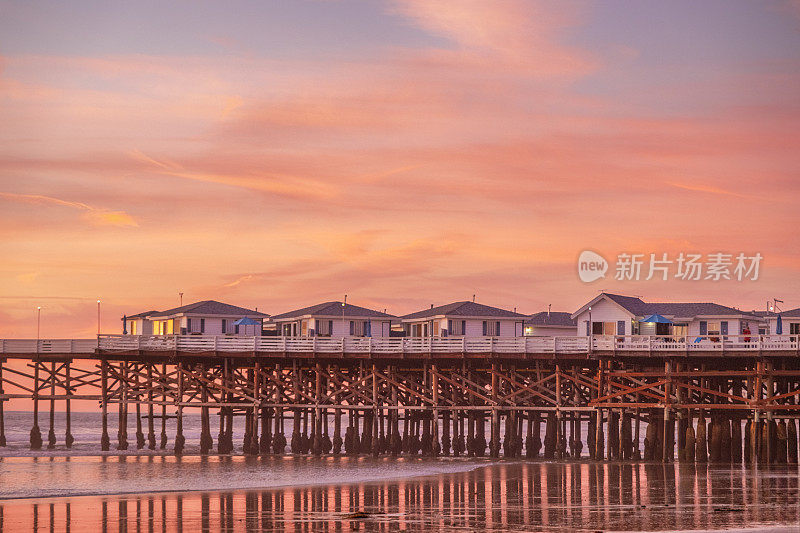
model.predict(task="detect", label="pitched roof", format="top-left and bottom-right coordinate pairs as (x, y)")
top-left (752, 308), bottom-right (800, 318)
top-left (271, 301), bottom-right (396, 320)
top-left (145, 300), bottom-right (268, 318)
top-left (401, 301), bottom-right (527, 320)
top-left (526, 311), bottom-right (576, 327)
top-left (600, 293), bottom-right (756, 319)
top-left (122, 310), bottom-right (159, 320)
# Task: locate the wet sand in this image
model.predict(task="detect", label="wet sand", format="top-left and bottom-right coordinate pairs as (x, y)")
top-left (1, 460), bottom-right (800, 532)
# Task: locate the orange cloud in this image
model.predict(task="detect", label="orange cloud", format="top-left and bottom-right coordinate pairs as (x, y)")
top-left (0, 192), bottom-right (138, 227)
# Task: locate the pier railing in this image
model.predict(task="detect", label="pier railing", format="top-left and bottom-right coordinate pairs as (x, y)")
top-left (1, 334), bottom-right (798, 356)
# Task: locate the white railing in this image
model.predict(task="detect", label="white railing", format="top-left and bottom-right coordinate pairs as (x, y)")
top-left (1, 335), bottom-right (798, 356)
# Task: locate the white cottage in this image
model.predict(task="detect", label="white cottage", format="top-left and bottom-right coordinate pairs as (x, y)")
top-left (123, 300), bottom-right (269, 336)
top-left (751, 308), bottom-right (800, 336)
top-left (401, 301), bottom-right (527, 337)
top-left (270, 301), bottom-right (397, 337)
top-left (571, 293), bottom-right (762, 338)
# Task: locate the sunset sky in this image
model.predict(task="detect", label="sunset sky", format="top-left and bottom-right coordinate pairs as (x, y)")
top-left (1, 0), bottom-right (799, 338)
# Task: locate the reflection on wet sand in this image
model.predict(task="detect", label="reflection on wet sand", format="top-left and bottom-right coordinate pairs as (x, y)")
top-left (1, 462), bottom-right (799, 532)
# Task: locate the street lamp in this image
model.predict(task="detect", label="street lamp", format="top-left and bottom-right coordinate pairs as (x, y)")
top-left (342, 294), bottom-right (347, 337)
top-left (97, 299), bottom-right (101, 336)
top-left (37, 306), bottom-right (41, 342)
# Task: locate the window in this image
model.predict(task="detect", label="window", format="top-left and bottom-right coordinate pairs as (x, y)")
top-left (350, 321), bottom-right (366, 336)
top-left (129, 321), bottom-right (137, 335)
top-left (447, 320), bottom-right (466, 336)
top-left (591, 322), bottom-right (616, 335)
top-left (200, 318), bottom-right (205, 334)
top-left (301, 320), bottom-right (308, 336)
top-left (187, 318), bottom-right (192, 333)
top-left (617, 320), bottom-right (625, 335)
top-left (317, 320), bottom-right (332, 336)
top-left (791, 323), bottom-right (800, 335)
top-left (482, 321), bottom-right (501, 336)
top-left (221, 319), bottom-right (227, 334)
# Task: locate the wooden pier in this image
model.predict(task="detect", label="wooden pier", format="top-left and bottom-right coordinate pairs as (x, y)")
top-left (1, 334), bottom-right (800, 463)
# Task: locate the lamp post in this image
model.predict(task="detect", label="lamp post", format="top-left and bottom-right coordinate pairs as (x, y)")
top-left (588, 306), bottom-right (593, 353)
top-left (97, 299), bottom-right (101, 336)
top-left (37, 306), bottom-right (41, 344)
top-left (342, 295), bottom-right (347, 337)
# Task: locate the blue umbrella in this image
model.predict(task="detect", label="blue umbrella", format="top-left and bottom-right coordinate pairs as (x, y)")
top-left (642, 314), bottom-right (672, 324)
top-left (233, 316), bottom-right (259, 335)
top-left (776, 314), bottom-right (783, 335)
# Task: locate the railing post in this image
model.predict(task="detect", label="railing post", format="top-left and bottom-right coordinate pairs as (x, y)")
top-left (462, 336), bottom-right (466, 355)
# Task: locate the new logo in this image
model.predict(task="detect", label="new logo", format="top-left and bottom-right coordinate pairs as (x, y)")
top-left (578, 250), bottom-right (608, 283)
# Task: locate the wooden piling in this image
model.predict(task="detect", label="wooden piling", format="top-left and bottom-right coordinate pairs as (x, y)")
top-left (117, 361), bottom-right (128, 450)
top-left (146, 364), bottom-right (155, 450)
top-left (30, 360), bottom-right (42, 450)
top-left (695, 411), bottom-right (707, 463)
top-left (0, 361), bottom-right (6, 447)
top-left (174, 362), bottom-right (185, 456)
top-left (160, 362), bottom-right (168, 450)
top-left (490, 363), bottom-right (500, 458)
top-left (100, 359), bottom-right (110, 451)
top-left (47, 362), bottom-right (56, 449)
top-left (200, 366), bottom-right (213, 455)
top-left (135, 364), bottom-right (145, 450)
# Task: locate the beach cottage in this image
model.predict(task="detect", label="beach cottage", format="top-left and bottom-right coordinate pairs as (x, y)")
top-left (524, 311), bottom-right (577, 336)
top-left (401, 301), bottom-right (527, 337)
top-left (753, 308), bottom-right (800, 335)
top-left (123, 300), bottom-right (269, 336)
top-left (571, 293), bottom-right (762, 338)
top-left (270, 301), bottom-right (397, 337)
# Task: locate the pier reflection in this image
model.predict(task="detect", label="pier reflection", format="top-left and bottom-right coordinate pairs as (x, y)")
top-left (1, 462), bottom-right (799, 532)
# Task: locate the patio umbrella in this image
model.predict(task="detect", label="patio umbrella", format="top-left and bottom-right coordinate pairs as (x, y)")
top-left (234, 317), bottom-right (259, 335)
top-left (776, 314), bottom-right (783, 335)
top-left (641, 314), bottom-right (672, 323)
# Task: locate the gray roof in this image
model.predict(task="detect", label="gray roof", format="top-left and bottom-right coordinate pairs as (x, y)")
top-left (142, 300), bottom-right (268, 318)
top-left (271, 301), bottom-right (396, 321)
top-left (402, 301), bottom-right (527, 320)
top-left (526, 311), bottom-right (576, 327)
top-left (603, 293), bottom-right (755, 318)
top-left (751, 308), bottom-right (800, 318)
top-left (122, 310), bottom-right (158, 320)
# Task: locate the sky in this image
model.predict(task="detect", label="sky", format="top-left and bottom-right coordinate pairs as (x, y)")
top-left (1, 0), bottom-right (799, 338)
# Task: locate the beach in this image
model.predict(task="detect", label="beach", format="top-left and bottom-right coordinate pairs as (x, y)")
top-left (2, 454), bottom-right (800, 531)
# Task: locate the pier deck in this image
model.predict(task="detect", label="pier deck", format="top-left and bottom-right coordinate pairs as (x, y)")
top-left (1, 334), bottom-right (799, 463)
